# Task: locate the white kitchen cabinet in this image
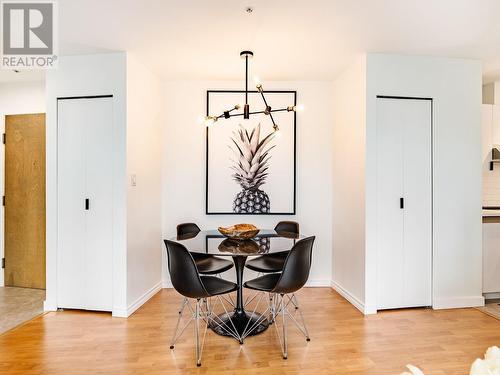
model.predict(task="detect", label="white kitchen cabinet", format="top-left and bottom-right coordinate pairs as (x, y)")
top-left (483, 220), bottom-right (500, 294)
top-left (376, 97), bottom-right (432, 310)
top-left (57, 97), bottom-right (114, 311)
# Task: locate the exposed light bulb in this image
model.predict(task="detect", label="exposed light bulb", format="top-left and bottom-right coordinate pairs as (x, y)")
top-left (287, 104), bottom-right (305, 112)
top-left (204, 116), bottom-right (217, 127)
top-left (234, 104), bottom-right (241, 110)
top-left (273, 124), bottom-right (280, 132)
top-left (256, 83), bottom-right (263, 93)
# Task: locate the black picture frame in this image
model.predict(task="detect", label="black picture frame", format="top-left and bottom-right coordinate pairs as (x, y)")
top-left (205, 90), bottom-right (297, 215)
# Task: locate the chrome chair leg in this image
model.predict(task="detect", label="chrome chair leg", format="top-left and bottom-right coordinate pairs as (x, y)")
top-left (207, 295), bottom-right (241, 341)
top-left (178, 297), bottom-right (188, 314)
top-left (268, 293), bottom-right (275, 324)
top-left (272, 293), bottom-right (310, 359)
top-left (195, 299), bottom-right (201, 367)
top-left (291, 294), bottom-right (310, 341)
top-left (281, 294), bottom-right (288, 359)
top-left (170, 298), bottom-right (188, 349)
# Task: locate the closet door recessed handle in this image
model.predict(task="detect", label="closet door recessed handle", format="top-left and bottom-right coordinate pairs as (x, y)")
top-left (400, 197), bottom-right (404, 209)
top-left (85, 198), bottom-right (90, 210)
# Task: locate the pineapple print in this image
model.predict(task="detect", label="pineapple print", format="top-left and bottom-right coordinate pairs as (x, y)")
top-left (229, 124), bottom-right (275, 214)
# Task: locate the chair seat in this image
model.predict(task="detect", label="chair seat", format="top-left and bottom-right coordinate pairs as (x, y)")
top-left (245, 252), bottom-right (288, 273)
top-left (243, 273), bottom-right (281, 292)
top-left (201, 276), bottom-right (238, 296)
top-left (192, 254), bottom-right (234, 275)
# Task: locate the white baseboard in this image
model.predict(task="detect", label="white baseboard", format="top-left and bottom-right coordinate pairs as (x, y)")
top-left (43, 300), bottom-right (57, 312)
top-left (433, 295), bottom-right (485, 309)
top-left (111, 307), bottom-right (128, 318)
top-left (162, 278), bottom-right (331, 289)
top-left (364, 304), bottom-right (377, 314)
top-left (162, 280), bottom-right (172, 288)
top-left (113, 281), bottom-right (162, 318)
top-left (305, 279), bottom-right (331, 287)
top-left (331, 280), bottom-right (375, 314)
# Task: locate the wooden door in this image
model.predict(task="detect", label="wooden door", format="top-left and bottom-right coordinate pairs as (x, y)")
top-left (5, 113), bottom-right (46, 289)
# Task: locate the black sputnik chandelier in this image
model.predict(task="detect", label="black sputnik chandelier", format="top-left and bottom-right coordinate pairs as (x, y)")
top-left (204, 50), bottom-right (302, 132)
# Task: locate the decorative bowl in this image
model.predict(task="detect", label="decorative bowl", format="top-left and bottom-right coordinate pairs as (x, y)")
top-left (217, 224), bottom-right (260, 240)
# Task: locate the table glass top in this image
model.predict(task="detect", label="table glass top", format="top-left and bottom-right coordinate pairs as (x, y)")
top-left (170, 229), bottom-right (305, 256)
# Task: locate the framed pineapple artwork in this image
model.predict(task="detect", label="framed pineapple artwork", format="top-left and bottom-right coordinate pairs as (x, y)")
top-left (206, 90), bottom-right (296, 215)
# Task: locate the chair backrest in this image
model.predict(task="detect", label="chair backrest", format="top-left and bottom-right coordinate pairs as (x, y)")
top-left (177, 223), bottom-right (201, 236)
top-left (274, 221), bottom-right (299, 234)
top-left (272, 236), bottom-right (315, 294)
top-left (164, 240), bottom-right (209, 299)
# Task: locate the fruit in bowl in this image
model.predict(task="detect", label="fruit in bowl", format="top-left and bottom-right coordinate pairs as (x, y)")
top-left (217, 224), bottom-right (260, 240)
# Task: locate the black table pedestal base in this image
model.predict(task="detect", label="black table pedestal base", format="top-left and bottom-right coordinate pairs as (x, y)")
top-left (209, 311), bottom-right (268, 341)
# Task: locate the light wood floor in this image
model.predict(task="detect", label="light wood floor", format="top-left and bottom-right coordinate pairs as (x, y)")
top-left (0, 288), bottom-right (499, 374)
top-left (0, 287), bottom-right (45, 334)
top-left (476, 299), bottom-right (500, 321)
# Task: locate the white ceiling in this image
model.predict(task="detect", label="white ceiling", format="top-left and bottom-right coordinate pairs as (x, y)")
top-left (3, 0), bottom-right (500, 83)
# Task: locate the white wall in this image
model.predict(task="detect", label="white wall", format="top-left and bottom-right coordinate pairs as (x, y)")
top-left (0, 81), bottom-right (45, 115)
top-left (162, 80), bottom-right (334, 286)
top-left (365, 54), bottom-right (483, 310)
top-left (0, 81), bottom-right (45, 287)
top-left (46, 53), bottom-right (128, 316)
top-left (126, 53), bottom-right (163, 314)
top-left (331, 56), bottom-right (367, 312)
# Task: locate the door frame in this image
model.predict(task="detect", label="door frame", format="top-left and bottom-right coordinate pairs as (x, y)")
top-left (0, 115), bottom-right (4, 287)
top-left (56, 96), bottom-right (114, 311)
top-left (375, 95), bottom-right (434, 311)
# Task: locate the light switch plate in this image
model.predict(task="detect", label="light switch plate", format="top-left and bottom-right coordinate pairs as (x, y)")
top-left (131, 174), bottom-right (137, 187)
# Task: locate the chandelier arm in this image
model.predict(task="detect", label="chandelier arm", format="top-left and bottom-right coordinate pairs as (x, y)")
top-left (257, 87), bottom-right (278, 128)
top-left (268, 111), bottom-right (277, 127)
top-left (225, 107), bottom-right (290, 118)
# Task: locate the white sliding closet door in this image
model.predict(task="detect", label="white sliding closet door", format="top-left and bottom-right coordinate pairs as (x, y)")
top-left (376, 97), bottom-right (432, 310)
top-left (57, 97), bottom-right (113, 311)
top-left (57, 101), bottom-right (86, 309)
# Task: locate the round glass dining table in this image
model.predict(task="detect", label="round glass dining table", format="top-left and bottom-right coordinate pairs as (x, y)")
top-left (170, 229), bottom-right (305, 339)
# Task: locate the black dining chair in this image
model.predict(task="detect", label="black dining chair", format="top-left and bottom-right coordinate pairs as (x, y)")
top-left (243, 236), bottom-right (315, 359)
top-left (274, 221), bottom-right (300, 234)
top-left (177, 223), bottom-right (234, 275)
top-left (245, 221), bottom-right (299, 274)
top-left (177, 222), bottom-right (202, 236)
top-left (164, 240), bottom-right (238, 367)
top-left (173, 223), bottom-right (234, 345)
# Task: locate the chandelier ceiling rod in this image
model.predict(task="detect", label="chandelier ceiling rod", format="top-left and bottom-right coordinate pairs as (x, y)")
top-left (241, 50), bottom-right (252, 119)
